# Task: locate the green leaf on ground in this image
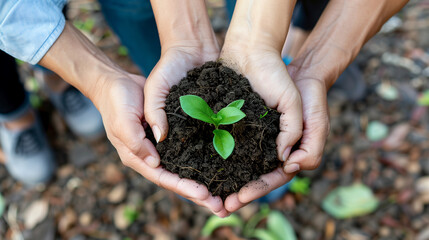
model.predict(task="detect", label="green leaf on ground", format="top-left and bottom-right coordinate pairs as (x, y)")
top-left (201, 214), bottom-right (243, 237)
top-left (267, 211), bottom-right (297, 240)
top-left (244, 204), bottom-right (270, 237)
top-left (0, 193), bottom-right (4, 218)
top-left (252, 229), bottom-right (280, 240)
top-left (26, 77), bottom-right (40, 92)
top-left (15, 59), bottom-right (25, 66)
top-left (29, 94), bottom-right (42, 109)
top-left (123, 205), bottom-right (138, 223)
top-left (118, 46), bottom-right (128, 56)
top-left (376, 83), bottom-right (399, 101)
top-left (213, 129), bottom-right (234, 159)
top-left (417, 90), bottom-right (429, 106)
top-left (289, 177), bottom-right (311, 195)
top-left (74, 18), bottom-right (95, 32)
top-left (366, 121), bottom-right (389, 141)
top-left (180, 95), bottom-right (215, 125)
top-left (322, 183), bottom-right (379, 219)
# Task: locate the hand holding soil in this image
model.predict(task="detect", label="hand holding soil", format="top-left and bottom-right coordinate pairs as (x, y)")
top-left (144, 49), bottom-right (229, 217)
top-left (218, 49), bottom-right (303, 212)
top-left (285, 61), bottom-right (330, 173)
top-left (145, 0), bottom-right (303, 215)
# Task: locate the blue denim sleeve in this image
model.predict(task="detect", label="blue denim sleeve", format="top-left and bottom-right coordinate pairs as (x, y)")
top-left (0, 0), bottom-right (66, 64)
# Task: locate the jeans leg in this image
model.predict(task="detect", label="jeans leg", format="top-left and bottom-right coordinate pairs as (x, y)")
top-left (292, 0), bottom-right (330, 31)
top-left (225, 0), bottom-right (236, 22)
top-left (98, 0), bottom-right (161, 76)
top-left (0, 51), bottom-right (28, 118)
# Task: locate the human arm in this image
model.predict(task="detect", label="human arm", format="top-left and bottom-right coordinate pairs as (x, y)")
top-left (220, 0), bottom-right (302, 212)
top-left (0, 0), bottom-right (227, 216)
top-left (144, 0), bottom-right (219, 141)
top-left (286, 0), bottom-right (409, 173)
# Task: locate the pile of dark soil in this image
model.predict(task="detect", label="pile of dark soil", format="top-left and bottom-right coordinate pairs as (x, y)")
top-left (157, 61), bottom-right (281, 200)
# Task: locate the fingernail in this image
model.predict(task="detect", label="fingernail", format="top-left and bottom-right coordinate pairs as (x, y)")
top-left (282, 147), bottom-right (292, 161)
top-left (152, 125), bottom-right (161, 143)
top-left (144, 156), bottom-right (159, 168)
top-left (284, 163), bottom-right (300, 174)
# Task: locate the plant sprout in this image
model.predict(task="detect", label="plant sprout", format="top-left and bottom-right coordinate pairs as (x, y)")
top-left (179, 95), bottom-right (246, 159)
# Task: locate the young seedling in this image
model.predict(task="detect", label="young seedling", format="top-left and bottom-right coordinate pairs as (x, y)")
top-left (259, 107), bottom-right (268, 119)
top-left (179, 95), bottom-right (246, 159)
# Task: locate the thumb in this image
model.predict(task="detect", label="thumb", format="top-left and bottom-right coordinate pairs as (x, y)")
top-left (276, 90), bottom-right (303, 164)
top-left (144, 72), bottom-right (170, 143)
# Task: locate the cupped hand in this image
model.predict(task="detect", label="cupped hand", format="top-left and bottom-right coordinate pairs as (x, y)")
top-left (143, 46), bottom-right (230, 217)
top-left (219, 48), bottom-right (303, 212)
top-left (285, 60), bottom-right (331, 172)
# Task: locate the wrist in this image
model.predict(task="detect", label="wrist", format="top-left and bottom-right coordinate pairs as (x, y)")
top-left (150, 0), bottom-right (218, 56)
top-left (289, 44), bottom-right (352, 90)
top-left (39, 22), bottom-right (127, 104)
top-left (224, 0), bottom-right (296, 53)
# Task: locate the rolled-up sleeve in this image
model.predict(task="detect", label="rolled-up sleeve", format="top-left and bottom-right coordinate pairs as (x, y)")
top-left (0, 0), bottom-right (66, 64)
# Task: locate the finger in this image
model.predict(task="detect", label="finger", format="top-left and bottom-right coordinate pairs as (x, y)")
top-left (225, 168), bottom-right (295, 212)
top-left (276, 90), bottom-right (303, 162)
top-left (144, 72), bottom-right (170, 143)
top-left (224, 193), bottom-right (248, 213)
top-left (157, 170), bottom-right (210, 200)
top-left (158, 175), bottom-right (225, 215)
top-left (117, 147), bottom-right (226, 213)
top-left (111, 116), bottom-right (160, 167)
top-left (191, 195), bottom-right (229, 217)
top-left (238, 168), bottom-right (295, 204)
top-left (286, 79), bottom-right (329, 171)
top-left (144, 57), bottom-right (189, 143)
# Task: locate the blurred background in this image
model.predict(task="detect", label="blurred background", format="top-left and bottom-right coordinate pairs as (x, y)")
top-left (0, 0), bottom-right (429, 239)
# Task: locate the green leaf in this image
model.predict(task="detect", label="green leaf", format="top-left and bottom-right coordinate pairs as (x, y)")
top-left (15, 59), bottom-right (25, 66)
top-left (118, 46), bottom-right (128, 56)
top-left (26, 77), bottom-right (40, 92)
top-left (201, 214), bottom-right (243, 237)
top-left (217, 107), bottom-right (246, 125)
top-left (366, 121), bottom-right (389, 141)
top-left (267, 211), bottom-right (297, 240)
top-left (289, 177), bottom-right (311, 195)
top-left (322, 183), bottom-right (379, 219)
top-left (213, 129), bottom-right (235, 159)
top-left (73, 19), bottom-right (84, 30)
top-left (259, 111), bottom-right (268, 119)
top-left (418, 90), bottom-right (429, 106)
top-left (29, 94), bottom-right (42, 109)
top-left (123, 205), bottom-right (138, 223)
top-left (244, 204), bottom-right (270, 237)
top-left (82, 18), bottom-right (95, 32)
top-left (376, 83), bottom-right (399, 101)
top-left (211, 114), bottom-right (223, 127)
top-left (252, 229), bottom-right (281, 240)
top-left (227, 99), bottom-right (245, 109)
top-left (180, 95), bottom-right (215, 125)
top-left (73, 18), bottom-right (95, 33)
top-left (0, 193), bottom-right (4, 218)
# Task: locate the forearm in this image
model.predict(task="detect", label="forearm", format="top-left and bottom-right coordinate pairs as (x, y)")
top-left (224, 0), bottom-right (297, 53)
top-left (39, 22), bottom-right (125, 105)
top-left (150, 0), bottom-right (218, 55)
top-left (292, 0), bottom-right (408, 88)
